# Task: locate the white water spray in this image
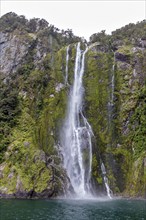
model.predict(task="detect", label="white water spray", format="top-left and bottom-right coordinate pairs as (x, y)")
top-left (61, 43), bottom-right (93, 197)
top-left (110, 53), bottom-right (115, 106)
top-left (61, 42), bottom-right (113, 199)
top-left (111, 66), bottom-right (115, 105)
top-left (101, 162), bottom-right (112, 199)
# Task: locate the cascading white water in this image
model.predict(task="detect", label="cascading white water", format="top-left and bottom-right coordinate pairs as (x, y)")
top-left (111, 53), bottom-right (115, 105)
top-left (61, 42), bottom-right (113, 199)
top-left (101, 163), bottom-right (112, 199)
top-left (111, 65), bottom-right (115, 105)
top-left (61, 42), bottom-right (93, 197)
top-left (102, 54), bottom-right (115, 199)
top-left (108, 53), bottom-right (115, 109)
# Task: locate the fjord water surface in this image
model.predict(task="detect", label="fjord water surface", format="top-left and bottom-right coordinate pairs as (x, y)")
top-left (0, 198), bottom-right (145, 220)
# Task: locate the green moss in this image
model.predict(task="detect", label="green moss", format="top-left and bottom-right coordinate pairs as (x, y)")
top-left (83, 44), bottom-right (146, 196)
top-left (125, 155), bottom-right (145, 196)
top-left (84, 51), bottom-right (114, 152)
top-left (117, 45), bottom-right (133, 55)
top-left (92, 154), bottom-right (99, 179)
top-left (0, 23), bottom-right (145, 198)
top-left (96, 177), bottom-right (102, 184)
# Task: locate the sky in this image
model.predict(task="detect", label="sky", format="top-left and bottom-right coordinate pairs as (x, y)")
top-left (1, 0), bottom-right (146, 40)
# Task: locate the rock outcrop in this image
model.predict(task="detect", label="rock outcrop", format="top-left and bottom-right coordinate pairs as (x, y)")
top-left (0, 12), bottom-right (145, 198)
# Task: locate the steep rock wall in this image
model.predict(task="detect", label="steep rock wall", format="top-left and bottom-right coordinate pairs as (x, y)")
top-left (84, 45), bottom-right (146, 197)
top-left (0, 13), bottom-right (145, 198)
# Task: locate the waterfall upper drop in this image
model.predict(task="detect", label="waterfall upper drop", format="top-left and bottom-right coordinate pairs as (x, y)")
top-left (61, 42), bottom-right (93, 197)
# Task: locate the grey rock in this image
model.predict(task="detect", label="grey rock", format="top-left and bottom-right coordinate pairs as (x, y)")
top-left (115, 52), bottom-right (130, 63)
top-left (16, 175), bottom-right (23, 191)
top-left (8, 172), bottom-right (14, 179)
top-left (55, 83), bottom-right (64, 92)
top-left (144, 158), bottom-right (146, 167)
top-left (24, 141), bottom-right (30, 147)
top-left (34, 150), bottom-right (46, 163)
top-left (0, 32), bottom-right (29, 76)
top-left (0, 164), bottom-right (6, 179)
top-left (50, 94), bottom-right (55, 98)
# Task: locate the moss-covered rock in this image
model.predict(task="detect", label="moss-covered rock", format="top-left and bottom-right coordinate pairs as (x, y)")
top-left (0, 13), bottom-right (145, 198)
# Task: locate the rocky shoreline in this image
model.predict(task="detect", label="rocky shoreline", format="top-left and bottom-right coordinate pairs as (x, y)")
top-left (0, 192), bottom-right (146, 200)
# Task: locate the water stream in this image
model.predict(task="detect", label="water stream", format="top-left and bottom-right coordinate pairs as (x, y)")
top-left (61, 42), bottom-right (112, 199)
top-left (111, 53), bottom-right (115, 106)
top-left (61, 43), bottom-right (92, 197)
top-left (101, 163), bottom-right (112, 199)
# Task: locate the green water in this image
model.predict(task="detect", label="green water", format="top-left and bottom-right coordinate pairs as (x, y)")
top-left (0, 198), bottom-right (145, 220)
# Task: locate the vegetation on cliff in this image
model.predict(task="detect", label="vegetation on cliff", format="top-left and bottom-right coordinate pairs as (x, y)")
top-left (0, 12), bottom-right (145, 198)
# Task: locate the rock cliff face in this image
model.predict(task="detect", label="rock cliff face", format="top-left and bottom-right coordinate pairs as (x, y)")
top-left (84, 44), bottom-right (146, 197)
top-left (0, 12), bottom-right (145, 198)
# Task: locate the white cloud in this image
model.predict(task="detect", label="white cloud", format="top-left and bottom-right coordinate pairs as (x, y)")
top-left (1, 0), bottom-right (145, 40)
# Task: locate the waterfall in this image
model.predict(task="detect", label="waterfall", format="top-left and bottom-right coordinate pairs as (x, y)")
top-left (107, 53), bottom-right (115, 129)
top-left (102, 53), bottom-right (115, 199)
top-left (61, 42), bottom-right (113, 199)
top-left (101, 162), bottom-right (112, 199)
top-left (65, 45), bottom-right (69, 85)
top-left (111, 53), bottom-right (115, 106)
top-left (109, 54), bottom-right (115, 107)
top-left (111, 64), bottom-right (115, 105)
top-left (61, 42), bottom-right (93, 197)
